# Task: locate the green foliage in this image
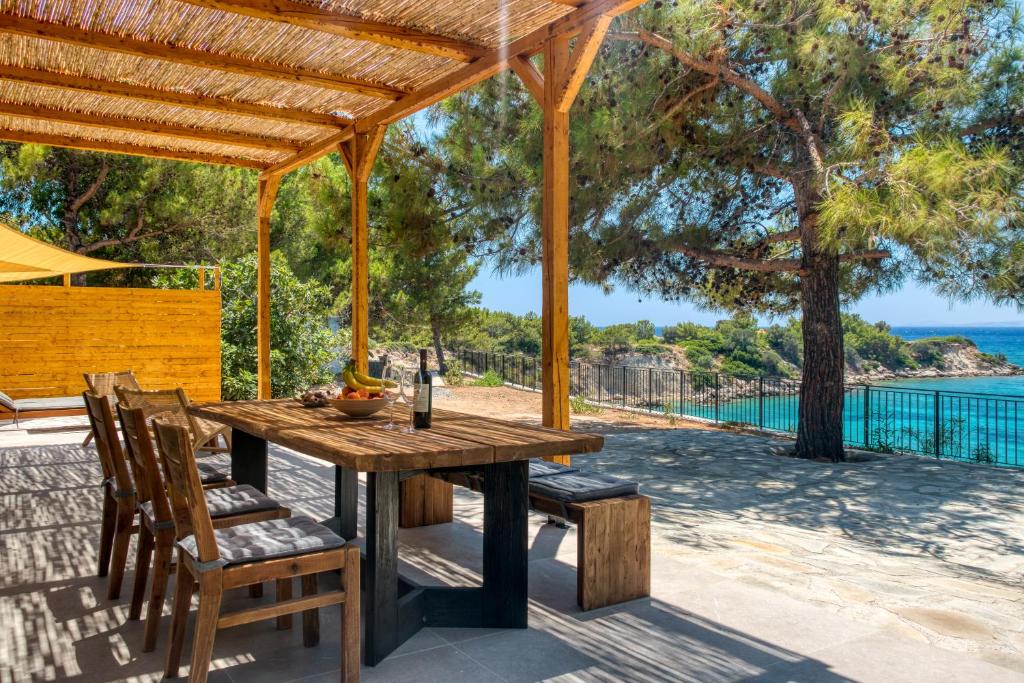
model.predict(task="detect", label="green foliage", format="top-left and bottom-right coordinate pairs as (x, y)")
top-left (443, 358), bottom-right (466, 387)
top-left (844, 314), bottom-right (913, 369)
top-left (218, 253), bottom-right (338, 400)
top-left (634, 320), bottom-right (656, 340)
top-left (0, 145), bottom-right (256, 275)
top-left (472, 370), bottom-right (504, 387)
top-left (570, 394), bottom-right (602, 415)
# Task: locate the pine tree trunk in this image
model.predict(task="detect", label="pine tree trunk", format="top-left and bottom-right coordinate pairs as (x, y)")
top-left (431, 321), bottom-right (448, 376)
top-left (794, 214), bottom-right (846, 462)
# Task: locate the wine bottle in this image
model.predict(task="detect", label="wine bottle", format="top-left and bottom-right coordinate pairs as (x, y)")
top-left (413, 349), bottom-right (432, 428)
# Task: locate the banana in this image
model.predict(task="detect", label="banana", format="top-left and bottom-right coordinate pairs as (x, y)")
top-left (342, 369), bottom-right (375, 392)
top-left (353, 368), bottom-right (397, 389)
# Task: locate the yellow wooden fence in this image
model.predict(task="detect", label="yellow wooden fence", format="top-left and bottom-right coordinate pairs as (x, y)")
top-left (0, 283), bottom-right (221, 401)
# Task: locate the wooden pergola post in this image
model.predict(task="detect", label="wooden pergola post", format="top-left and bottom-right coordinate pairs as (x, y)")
top-left (339, 125), bottom-right (386, 373)
top-left (519, 21), bottom-right (611, 464)
top-left (256, 174), bottom-right (280, 400)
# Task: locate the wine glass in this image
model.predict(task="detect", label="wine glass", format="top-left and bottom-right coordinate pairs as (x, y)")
top-left (380, 363), bottom-right (403, 431)
top-left (399, 365), bottom-right (418, 434)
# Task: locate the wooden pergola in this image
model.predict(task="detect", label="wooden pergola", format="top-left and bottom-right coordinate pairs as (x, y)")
top-left (0, 0), bottom-right (646, 438)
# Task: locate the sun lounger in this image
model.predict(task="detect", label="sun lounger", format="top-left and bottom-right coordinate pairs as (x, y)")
top-left (0, 392), bottom-right (86, 426)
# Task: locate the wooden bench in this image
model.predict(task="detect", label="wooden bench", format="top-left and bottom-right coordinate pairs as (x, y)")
top-left (415, 465), bottom-right (651, 611)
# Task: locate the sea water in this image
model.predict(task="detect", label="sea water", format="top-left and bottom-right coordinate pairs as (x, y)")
top-left (668, 326), bottom-right (1024, 466)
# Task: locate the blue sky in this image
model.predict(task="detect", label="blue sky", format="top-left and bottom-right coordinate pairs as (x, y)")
top-left (470, 267), bottom-right (1024, 327)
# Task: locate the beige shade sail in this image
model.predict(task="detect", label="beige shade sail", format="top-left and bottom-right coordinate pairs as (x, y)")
top-left (0, 222), bottom-right (135, 283)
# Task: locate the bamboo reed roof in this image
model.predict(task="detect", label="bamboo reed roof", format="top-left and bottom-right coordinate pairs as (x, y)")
top-left (0, 0), bottom-right (644, 173)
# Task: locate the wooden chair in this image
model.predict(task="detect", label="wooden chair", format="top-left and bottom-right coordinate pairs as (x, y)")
top-left (153, 419), bottom-right (359, 683)
top-left (114, 385), bottom-right (232, 454)
top-left (83, 391), bottom-right (137, 601)
top-left (117, 404), bottom-right (291, 653)
top-left (82, 371), bottom-right (141, 446)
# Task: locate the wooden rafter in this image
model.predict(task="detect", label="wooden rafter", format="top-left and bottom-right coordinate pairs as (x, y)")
top-left (0, 14), bottom-right (407, 100)
top-left (178, 0), bottom-right (487, 62)
top-left (556, 15), bottom-right (612, 112)
top-left (261, 0), bottom-right (648, 178)
top-left (0, 101), bottom-right (303, 151)
top-left (0, 65), bottom-right (346, 127)
top-left (510, 55), bottom-right (544, 104)
top-left (0, 128), bottom-right (269, 167)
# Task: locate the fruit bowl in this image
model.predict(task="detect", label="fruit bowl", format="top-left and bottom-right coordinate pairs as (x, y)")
top-left (327, 397), bottom-right (388, 418)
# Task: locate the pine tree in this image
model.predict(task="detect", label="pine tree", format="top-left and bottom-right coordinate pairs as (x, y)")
top-left (435, 0), bottom-right (1023, 461)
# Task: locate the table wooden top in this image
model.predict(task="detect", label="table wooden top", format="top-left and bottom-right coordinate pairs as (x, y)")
top-left (188, 399), bottom-right (604, 472)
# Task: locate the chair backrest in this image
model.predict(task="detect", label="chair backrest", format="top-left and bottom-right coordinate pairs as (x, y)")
top-left (84, 371), bottom-right (141, 398)
top-left (153, 418), bottom-right (220, 563)
top-left (114, 386), bottom-right (200, 443)
top-left (115, 402), bottom-right (173, 524)
top-left (83, 391), bottom-right (134, 495)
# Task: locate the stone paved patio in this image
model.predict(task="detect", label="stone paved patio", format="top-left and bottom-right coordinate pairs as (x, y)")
top-left (1, 409), bottom-right (1022, 682)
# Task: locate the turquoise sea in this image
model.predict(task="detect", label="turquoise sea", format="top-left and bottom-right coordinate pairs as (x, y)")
top-left (669, 326), bottom-right (1024, 466)
top-left (888, 326), bottom-right (1024, 396)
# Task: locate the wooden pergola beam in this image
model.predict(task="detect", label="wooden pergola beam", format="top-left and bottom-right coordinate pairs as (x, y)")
top-left (0, 128), bottom-right (269, 168)
top-left (256, 175), bottom-right (280, 399)
top-left (338, 125), bottom-right (387, 375)
top-left (261, 0), bottom-right (647, 178)
top-left (0, 101), bottom-right (303, 151)
top-left (0, 14), bottom-right (407, 100)
top-left (179, 0), bottom-right (487, 63)
top-left (0, 65), bottom-right (347, 128)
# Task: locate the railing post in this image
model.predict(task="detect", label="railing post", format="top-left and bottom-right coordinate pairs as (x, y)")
top-left (679, 370), bottom-right (684, 417)
top-left (863, 385), bottom-right (871, 448)
top-left (714, 373), bottom-right (721, 423)
top-left (934, 390), bottom-right (942, 458)
top-left (648, 367), bottom-right (653, 412)
top-left (622, 366), bottom-right (627, 408)
top-left (758, 376), bottom-right (764, 430)
top-left (597, 365), bottom-right (603, 404)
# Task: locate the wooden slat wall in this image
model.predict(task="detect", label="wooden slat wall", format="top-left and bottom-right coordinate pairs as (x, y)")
top-left (0, 284), bottom-right (221, 400)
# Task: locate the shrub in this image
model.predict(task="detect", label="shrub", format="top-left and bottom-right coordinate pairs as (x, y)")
top-left (443, 358), bottom-right (466, 386)
top-left (472, 370), bottom-right (504, 387)
top-left (570, 394), bottom-right (602, 415)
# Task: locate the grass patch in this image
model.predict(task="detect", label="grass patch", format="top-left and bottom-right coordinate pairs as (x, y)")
top-left (570, 394), bottom-right (603, 415)
top-left (472, 370), bottom-right (505, 387)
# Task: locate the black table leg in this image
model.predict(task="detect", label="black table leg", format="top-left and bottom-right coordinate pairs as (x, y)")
top-left (482, 460), bottom-right (529, 628)
top-left (322, 466), bottom-right (358, 541)
top-left (364, 471), bottom-right (400, 666)
top-left (230, 428), bottom-right (267, 493)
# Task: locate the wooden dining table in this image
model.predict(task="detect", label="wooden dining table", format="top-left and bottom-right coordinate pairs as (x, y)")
top-left (188, 399), bottom-right (604, 666)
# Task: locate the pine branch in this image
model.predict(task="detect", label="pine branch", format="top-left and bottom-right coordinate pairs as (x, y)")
top-left (672, 242), bottom-right (803, 272)
top-left (68, 161), bottom-right (109, 214)
top-left (78, 225), bottom-right (184, 254)
top-left (838, 249), bottom-right (891, 263)
top-left (608, 30), bottom-right (804, 137)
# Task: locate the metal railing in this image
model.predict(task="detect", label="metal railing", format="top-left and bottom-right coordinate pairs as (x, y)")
top-left (456, 349), bottom-right (1024, 468)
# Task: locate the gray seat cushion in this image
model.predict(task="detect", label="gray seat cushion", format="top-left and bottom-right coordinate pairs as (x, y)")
top-left (196, 461), bottom-right (229, 484)
top-left (178, 516), bottom-right (344, 566)
top-left (528, 460), bottom-right (579, 479)
top-left (529, 471), bottom-right (639, 503)
top-left (11, 395), bottom-right (84, 411)
top-left (141, 484), bottom-right (278, 521)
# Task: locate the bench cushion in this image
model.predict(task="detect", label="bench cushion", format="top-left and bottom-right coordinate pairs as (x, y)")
top-left (529, 471), bottom-right (639, 504)
top-left (179, 515), bottom-right (344, 566)
top-left (11, 395), bottom-right (85, 411)
top-left (528, 460), bottom-right (579, 479)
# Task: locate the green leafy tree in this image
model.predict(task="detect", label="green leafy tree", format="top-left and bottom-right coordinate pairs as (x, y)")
top-left (219, 252), bottom-right (338, 400)
top-left (635, 319), bottom-right (657, 340)
top-left (0, 145), bottom-right (256, 272)
top-left (435, 0), bottom-right (1023, 461)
